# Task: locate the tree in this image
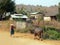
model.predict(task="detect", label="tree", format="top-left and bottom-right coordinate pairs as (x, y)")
top-left (0, 0), bottom-right (15, 14)
top-left (56, 2), bottom-right (60, 21)
top-left (19, 6), bottom-right (28, 15)
top-left (0, 0), bottom-right (8, 20)
top-left (5, 0), bottom-right (15, 12)
top-left (0, 0), bottom-right (8, 14)
top-left (59, 3), bottom-right (60, 14)
top-left (0, 0), bottom-right (15, 20)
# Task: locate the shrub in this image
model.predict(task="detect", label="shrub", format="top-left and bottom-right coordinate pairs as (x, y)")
top-left (47, 30), bottom-right (58, 40)
top-left (42, 26), bottom-right (60, 40)
top-left (43, 29), bottom-right (60, 40)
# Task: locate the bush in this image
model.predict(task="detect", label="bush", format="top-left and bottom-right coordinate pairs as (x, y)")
top-left (43, 29), bottom-right (60, 40)
top-left (42, 26), bottom-right (60, 40)
top-left (47, 30), bottom-right (58, 40)
top-left (47, 27), bottom-right (55, 30)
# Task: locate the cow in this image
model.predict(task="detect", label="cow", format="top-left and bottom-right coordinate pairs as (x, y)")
top-left (30, 26), bottom-right (43, 41)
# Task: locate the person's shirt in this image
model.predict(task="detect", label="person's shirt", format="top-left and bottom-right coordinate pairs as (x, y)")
top-left (11, 26), bottom-right (14, 30)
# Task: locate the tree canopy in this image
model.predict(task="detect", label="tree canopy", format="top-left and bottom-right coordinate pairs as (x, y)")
top-left (19, 7), bottom-right (28, 15)
top-left (0, 0), bottom-right (15, 14)
top-left (57, 2), bottom-right (60, 21)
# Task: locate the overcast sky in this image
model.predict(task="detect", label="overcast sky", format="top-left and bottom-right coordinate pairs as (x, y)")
top-left (15, 0), bottom-right (60, 6)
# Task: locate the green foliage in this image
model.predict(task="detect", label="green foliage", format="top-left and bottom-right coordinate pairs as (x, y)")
top-left (0, 0), bottom-right (15, 14)
top-left (0, 0), bottom-right (15, 20)
top-left (19, 7), bottom-right (28, 15)
top-left (46, 30), bottom-right (59, 40)
top-left (59, 2), bottom-right (60, 14)
top-left (43, 26), bottom-right (60, 40)
top-left (19, 10), bottom-right (27, 15)
top-left (57, 14), bottom-right (60, 21)
top-left (5, 0), bottom-right (15, 12)
top-left (0, 0), bottom-right (7, 14)
top-left (57, 2), bottom-right (60, 21)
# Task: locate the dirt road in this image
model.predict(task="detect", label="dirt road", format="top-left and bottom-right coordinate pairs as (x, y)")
top-left (0, 31), bottom-right (60, 45)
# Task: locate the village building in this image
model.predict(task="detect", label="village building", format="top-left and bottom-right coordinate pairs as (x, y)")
top-left (44, 12), bottom-right (58, 21)
top-left (44, 6), bottom-right (58, 21)
top-left (11, 14), bottom-right (28, 30)
top-left (30, 12), bottom-right (42, 19)
top-left (30, 12), bottom-right (43, 26)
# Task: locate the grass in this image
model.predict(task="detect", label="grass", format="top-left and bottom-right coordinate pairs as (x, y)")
top-left (0, 20), bottom-right (60, 40)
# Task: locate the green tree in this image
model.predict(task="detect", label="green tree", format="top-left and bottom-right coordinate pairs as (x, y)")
top-left (0, 0), bottom-right (15, 14)
top-left (0, 0), bottom-right (8, 14)
top-left (57, 2), bottom-right (60, 21)
top-left (0, 0), bottom-right (15, 20)
top-left (5, 0), bottom-right (15, 12)
top-left (19, 6), bottom-right (27, 15)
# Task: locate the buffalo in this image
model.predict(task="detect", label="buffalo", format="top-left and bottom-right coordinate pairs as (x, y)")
top-left (30, 26), bottom-right (43, 41)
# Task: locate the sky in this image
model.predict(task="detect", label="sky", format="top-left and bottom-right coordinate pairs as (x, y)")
top-left (15, 0), bottom-right (60, 6)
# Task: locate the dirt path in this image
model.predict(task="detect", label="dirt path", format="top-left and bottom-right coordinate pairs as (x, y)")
top-left (0, 31), bottom-right (60, 45)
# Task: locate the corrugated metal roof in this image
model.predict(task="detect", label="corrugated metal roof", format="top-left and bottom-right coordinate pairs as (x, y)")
top-left (30, 12), bottom-right (38, 15)
top-left (11, 14), bottom-right (28, 18)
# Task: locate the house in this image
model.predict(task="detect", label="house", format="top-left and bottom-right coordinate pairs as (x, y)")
top-left (30, 12), bottom-right (42, 20)
top-left (44, 12), bottom-right (58, 21)
top-left (11, 14), bottom-right (28, 30)
top-left (44, 6), bottom-right (58, 21)
top-left (30, 12), bottom-right (43, 26)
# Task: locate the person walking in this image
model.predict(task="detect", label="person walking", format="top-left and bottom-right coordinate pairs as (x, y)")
top-left (10, 24), bottom-right (15, 37)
